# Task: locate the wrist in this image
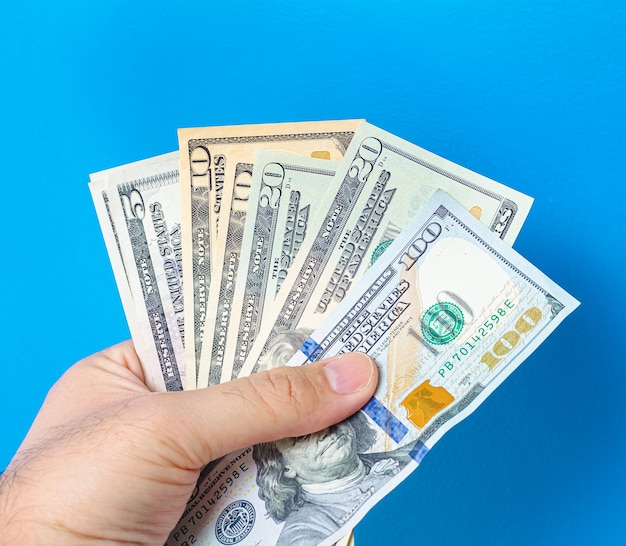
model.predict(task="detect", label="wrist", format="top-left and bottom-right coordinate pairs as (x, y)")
top-left (0, 463), bottom-right (70, 545)
top-left (0, 467), bottom-right (35, 543)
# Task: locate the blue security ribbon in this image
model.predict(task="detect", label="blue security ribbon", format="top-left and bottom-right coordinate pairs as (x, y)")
top-left (300, 337), bottom-right (321, 361)
top-left (362, 397), bottom-right (409, 443)
top-left (409, 440), bottom-right (429, 464)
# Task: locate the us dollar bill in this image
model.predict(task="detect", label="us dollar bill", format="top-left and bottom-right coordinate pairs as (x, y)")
top-left (89, 153), bottom-right (186, 392)
top-left (180, 120), bottom-right (360, 388)
top-left (210, 151), bottom-right (340, 385)
top-left (90, 177), bottom-right (150, 368)
top-left (165, 190), bottom-right (578, 546)
top-left (178, 120), bottom-right (359, 384)
top-left (238, 121), bottom-right (534, 378)
top-left (179, 133), bottom-right (211, 389)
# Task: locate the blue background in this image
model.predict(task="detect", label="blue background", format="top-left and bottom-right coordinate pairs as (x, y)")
top-left (1, 1), bottom-right (624, 544)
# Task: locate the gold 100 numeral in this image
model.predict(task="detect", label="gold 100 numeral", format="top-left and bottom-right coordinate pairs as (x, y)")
top-left (480, 307), bottom-right (543, 369)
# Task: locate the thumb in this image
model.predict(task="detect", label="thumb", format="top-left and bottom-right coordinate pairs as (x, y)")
top-left (159, 352), bottom-right (377, 468)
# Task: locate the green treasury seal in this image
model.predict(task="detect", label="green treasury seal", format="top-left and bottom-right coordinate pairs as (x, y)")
top-left (371, 239), bottom-right (393, 265)
top-left (420, 302), bottom-right (465, 345)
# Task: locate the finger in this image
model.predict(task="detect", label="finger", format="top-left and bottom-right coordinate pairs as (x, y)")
top-left (158, 352), bottom-right (378, 468)
top-left (99, 340), bottom-right (147, 385)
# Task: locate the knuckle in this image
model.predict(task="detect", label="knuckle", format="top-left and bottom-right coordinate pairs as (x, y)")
top-left (247, 368), bottom-right (322, 425)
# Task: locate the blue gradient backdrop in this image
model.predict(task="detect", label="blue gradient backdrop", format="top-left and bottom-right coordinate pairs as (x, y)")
top-left (1, 1), bottom-right (624, 544)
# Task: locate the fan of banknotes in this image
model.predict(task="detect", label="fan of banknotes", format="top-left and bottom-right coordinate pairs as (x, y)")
top-left (90, 120), bottom-right (578, 546)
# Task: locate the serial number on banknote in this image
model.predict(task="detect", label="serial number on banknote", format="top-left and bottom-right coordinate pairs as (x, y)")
top-left (166, 531), bottom-right (197, 546)
top-left (438, 298), bottom-right (516, 378)
top-left (165, 462), bottom-right (251, 546)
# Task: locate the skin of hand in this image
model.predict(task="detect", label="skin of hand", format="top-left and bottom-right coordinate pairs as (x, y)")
top-left (0, 340), bottom-right (377, 545)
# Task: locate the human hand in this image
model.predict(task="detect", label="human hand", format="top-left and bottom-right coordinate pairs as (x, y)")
top-left (0, 340), bottom-right (377, 545)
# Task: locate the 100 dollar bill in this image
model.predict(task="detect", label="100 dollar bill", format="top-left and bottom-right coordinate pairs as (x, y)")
top-left (165, 190), bottom-right (577, 546)
top-left (291, 190), bottom-right (579, 452)
top-left (239, 121), bottom-right (534, 378)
